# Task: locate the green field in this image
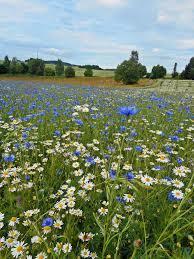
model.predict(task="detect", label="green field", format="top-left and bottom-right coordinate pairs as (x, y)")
top-left (0, 60), bottom-right (115, 77)
top-left (46, 63), bottom-right (115, 77)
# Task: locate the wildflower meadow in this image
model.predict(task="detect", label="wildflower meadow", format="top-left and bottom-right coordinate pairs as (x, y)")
top-left (0, 80), bottom-right (193, 258)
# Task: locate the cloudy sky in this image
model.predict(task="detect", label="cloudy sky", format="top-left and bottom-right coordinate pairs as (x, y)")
top-left (0, 0), bottom-right (194, 71)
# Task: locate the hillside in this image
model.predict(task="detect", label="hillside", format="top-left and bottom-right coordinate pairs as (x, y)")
top-left (45, 63), bottom-right (115, 77)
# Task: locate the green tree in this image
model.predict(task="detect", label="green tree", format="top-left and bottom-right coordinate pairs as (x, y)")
top-left (188, 68), bottom-right (194, 80)
top-left (150, 65), bottom-right (167, 79)
top-left (44, 67), bottom-right (55, 76)
top-left (28, 58), bottom-right (45, 76)
top-left (146, 72), bottom-right (151, 78)
top-left (180, 70), bottom-right (185, 79)
top-left (3, 55), bottom-right (10, 73)
top-left (9, 57), bottom-right (18, 74)
top-left (55, 59), bottom-right (64, 76)
top-left (20, 62), bottom-right (29, 74)
top-left (84, 68), bottom-right (93, 77)
top-left (65, 66), bottom-right (75, 78)
top-left (138, 64), bottom-right (147, 78)
top-left (115, 60), bottom-right (140, 84)
top-left (182, 57), bottom-right (194, 79)
top-left (0, 64), bottom-right (7, 74)
top-left (130, 50), bottom-right (139, 63)
top-left (172, 62), bottom-right (178, 78)
top-left (15, 62), bottom-right (23, 74)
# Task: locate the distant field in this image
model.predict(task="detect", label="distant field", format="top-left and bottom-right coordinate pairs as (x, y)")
top-left (0, 75), bottom-right (153, 88)
top-left (46, 63), bottom-right (115, 77)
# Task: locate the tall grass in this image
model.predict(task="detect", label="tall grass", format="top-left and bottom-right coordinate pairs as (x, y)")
top-left (0, 80), bottom-right (193, 258)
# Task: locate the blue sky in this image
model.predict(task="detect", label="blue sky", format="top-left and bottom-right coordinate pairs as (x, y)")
top-left (0, 0), bottom-right (194, 71)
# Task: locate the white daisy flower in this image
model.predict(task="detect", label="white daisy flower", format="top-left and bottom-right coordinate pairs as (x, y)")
top-left (11, 241), bottom-right (27, 258)
top-left (62, 243), bottom-right (72, 253)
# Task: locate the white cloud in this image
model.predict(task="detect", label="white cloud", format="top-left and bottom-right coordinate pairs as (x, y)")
top-left (177, 39), bottom-right (194, 49)
top-left (96, 0), bottom-right (127, 7)
top-left (0, 0), bottom-right (47, 23)
top-left (52, 28), bottom-right (136, 55)
top-left (157, 14), bottom-right (171, 23)
top-left (41, 47), bottom-right (72, 58)
top-left (157, 0), bottom-right (194, 26)
top-left (76, 0), bottom-right (127, 10)
top-left (152, 48), bottom-right (160, 53)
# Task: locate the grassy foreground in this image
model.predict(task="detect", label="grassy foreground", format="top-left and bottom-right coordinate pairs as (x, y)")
top-left (0, 80), bottom-right (193, 258)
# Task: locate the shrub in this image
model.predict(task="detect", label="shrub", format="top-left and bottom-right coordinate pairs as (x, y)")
top-left (138, 64), bottom-right (147, 78)
top-left (182, 57), bottom-right (194, 79)
top-left (15, 63), bottom-right (24, 74)
top-left (150, 65), bottom-right (167, 79)
top-left (65, 66), bottom-right (75, 78)
top-left (146, 73), bottom-right (151, 78)
top-left (84, 68), bottom-right (93, 77)
top-left (44, 67), bottom-right (55, 76)
top-left (21, 62), bottom-right (29, 74)
top-left (115, 60), bottom-right (140, 84)
top-left (3, 55), bottom-right (10, 73)
top-left (55, 59), bottom-right (64, 76)
top-left (28, 58), bottom-right (45, 76)
top-left (9, 57), bottom-right (18, 74)
top-left (0, 64), bottom-right (7, 74)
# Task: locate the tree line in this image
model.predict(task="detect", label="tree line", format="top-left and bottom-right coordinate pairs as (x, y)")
top-left (115, 51), bottom-right (194, 84)
top-left (114, 51), bottom-right (167, 84)
top-left (1, 53), bottom-right (194, 84)
top-left (0, 56), bottom-right (94, 77)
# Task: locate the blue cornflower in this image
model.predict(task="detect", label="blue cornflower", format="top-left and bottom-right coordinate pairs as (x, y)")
top-left (175, 128), bottom-right (183, 134)
top-left (116, 196), bottom-right (126, 204)
top-left (74, 151), bottom-right (81, 156)
top-left (170, 135), bottom-right (179, 142)
top-left (119, 106), bottom-right (139, 116)
top-left (120, 126), bottom-right (126, 132)
top-left (22, 132), bottom-right (28, 139)
top-left (4, 154), bottom-right (15, 163)
top-left (153, 165), bottom-right (163, 171)
top-left (168, 192), bottom-right (175, 201)
top-left (166, 110), bottom-right (173, 116)
top-left (25, 175), bottom-right (30, 181)
top-left (24, 142), bottom-right (31, 149)
top-left (177, 157), bottom-right (183, 164)
top-left (168, 190), bottom-right (183, 201)
top-left (109, 170), bottom-right (116, 179)
top-left (124, 172), bottom-right (135, 181)
top-left (75, 119), bottom-right (83, 126)
top-left (85, 156), bottom-right (95, 165)
top-left (14, 143), bottom-right (20, 149)
top-left (42, 217), bottom-right (53, 227)
top-left (165, 146), bottom-right (172, 153)
top-left (131, 131), bottom-right (138, 137)
top-left (54, 130), bottom-right (61, 137)
top-left (135, 146), bottom-right (143, 152)
top-left (164, 176), bottom-right (172, 182)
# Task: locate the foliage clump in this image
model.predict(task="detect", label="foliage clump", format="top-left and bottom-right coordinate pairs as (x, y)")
top-left (65, 66), bottom-right (75, 78)
top-left (55, 59), bottom-right (64, 76)
top-left (181, 57), bottom-right (194, 80)
top-left (115, 51), bottom-right (147, 84)
top-left (84, 68), bottom-right (93, 77)
top-left (150, 65), bottom-right (167, 79)
top-left (28, 58), bottom-right (45, 76)
top-left (44, 67), bottom-right (56, 76)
